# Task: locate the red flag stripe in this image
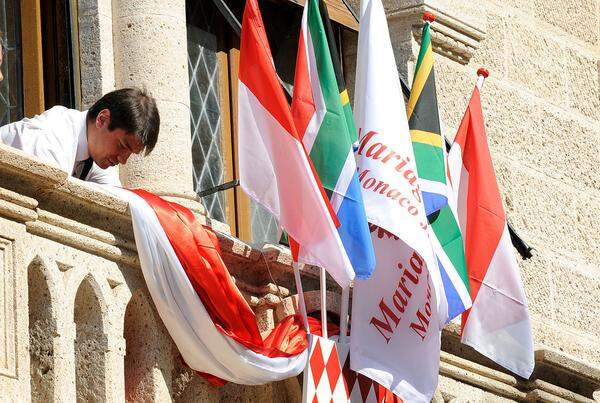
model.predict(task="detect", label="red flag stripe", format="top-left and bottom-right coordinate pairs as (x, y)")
top-left (454, 88), bottom-right (506, 306)
top-left (291, 29), bottom-right (317, 141)
top-left (239, 0), bottom-right (296, 136)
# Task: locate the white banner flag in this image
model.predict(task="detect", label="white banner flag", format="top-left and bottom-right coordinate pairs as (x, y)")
top-left (352, 229), bottom-right (441, 402)
top-left (350, 0), bottom-right (445, 400)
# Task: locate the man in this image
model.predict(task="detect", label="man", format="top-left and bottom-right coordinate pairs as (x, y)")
top-left (0, 88), bottom-right (160, 185)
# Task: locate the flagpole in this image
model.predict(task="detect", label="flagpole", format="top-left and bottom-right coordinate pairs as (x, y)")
top-left (476, 67), bottom-right (489, 90)
top-left (320, 267), bottom-right (328, 339)
top-left (339, 286), bottom-right (350, 343)
top-left (290, 237), bottom-right (310, 333)
top-left (293, 261), bottom-right (311, 333)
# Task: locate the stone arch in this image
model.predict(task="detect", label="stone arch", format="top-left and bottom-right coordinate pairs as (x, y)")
top-left (124, 289), bottom-right (173, 402)
top-left (28, 256), bottom-right (57, 402)
top-left (74, 274), bottom-right (107, 402)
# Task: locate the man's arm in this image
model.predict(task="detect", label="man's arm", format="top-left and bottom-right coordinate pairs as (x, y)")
top-left (84, 163), bottom-right (122, 186)
top-left (0, 121), bottom-right (73, 173)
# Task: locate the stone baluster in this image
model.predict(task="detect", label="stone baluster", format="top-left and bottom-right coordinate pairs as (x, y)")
top-left (104, 335), bottom-right (127, 402)
top-left (53, 322), bottom-right (77, 402)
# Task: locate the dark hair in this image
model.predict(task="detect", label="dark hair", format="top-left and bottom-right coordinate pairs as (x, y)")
top-left (87, 87), bottom-right (160, 155)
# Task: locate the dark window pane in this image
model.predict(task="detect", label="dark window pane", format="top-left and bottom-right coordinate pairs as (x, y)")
top-left (0, 0), bottom-right (23, 124)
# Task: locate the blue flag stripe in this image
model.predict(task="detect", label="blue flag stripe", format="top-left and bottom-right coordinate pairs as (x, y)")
top-left (438, 258), bottom-right (467, 322)
top-left (422, 191), bottom-right (448, 216)
top-left (336, 173), bottom-right (376, 279)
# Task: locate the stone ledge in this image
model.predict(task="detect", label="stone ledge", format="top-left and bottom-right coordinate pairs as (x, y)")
top-left (0, 144), bottom-right (335, 297)
top-left (441, 322), bottom-right (600, 401)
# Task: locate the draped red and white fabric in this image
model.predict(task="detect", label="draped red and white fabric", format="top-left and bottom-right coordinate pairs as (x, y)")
top-left (107, 187), bottom-right (312, 385)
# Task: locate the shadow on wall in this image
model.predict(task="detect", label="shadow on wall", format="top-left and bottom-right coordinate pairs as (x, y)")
top-left (28, 257), bottom-right (56, 402)
top-left (124, 289), bottom-right (173, 402)
top-left (74, 275), bottom-right (107, 402)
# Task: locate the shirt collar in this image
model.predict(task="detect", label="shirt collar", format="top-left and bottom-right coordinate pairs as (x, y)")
top-left (75, 110), bottom-right (90, 162)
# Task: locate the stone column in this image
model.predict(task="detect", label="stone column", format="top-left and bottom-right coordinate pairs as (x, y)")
top-left (104, 335), bottom-right (126, 402)
top-left (112, 0), bottom-right (202, 211)
top-left (53, 322), bottom-right (77, 402)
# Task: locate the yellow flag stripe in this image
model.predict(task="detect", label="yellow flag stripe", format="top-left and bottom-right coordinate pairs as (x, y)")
top-left (407, 43), bottom-right (433, 119)
top-left (340, 89), bottom-right (349, 106)
top-left (410, 129), bottom-right (442, 148)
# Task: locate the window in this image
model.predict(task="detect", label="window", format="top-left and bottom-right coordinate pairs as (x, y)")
top-left (187, 0), bottom-right (236, 226)
top-left (39, 0), bottom-right (81, 109)
top-left (186, 0), bottom-right (357, 246)
top-left (0, 0), bottom-right (23, 124)
top-left (20, 0), bottom-right (80, 120)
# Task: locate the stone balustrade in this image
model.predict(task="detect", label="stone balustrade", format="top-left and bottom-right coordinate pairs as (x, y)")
top-left (0, 143), bottom-right (598, 402)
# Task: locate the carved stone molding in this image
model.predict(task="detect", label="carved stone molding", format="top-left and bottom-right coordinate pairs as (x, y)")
top-left (440, 323), bottom-right (600, 402)
top-left (388, 0), bottom-right (487, 65)
top-left (0, 236), bottom-right (16, 378)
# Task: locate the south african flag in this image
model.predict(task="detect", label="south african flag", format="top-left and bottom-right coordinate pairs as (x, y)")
top-left (408, 13), bottom-right (471, 321)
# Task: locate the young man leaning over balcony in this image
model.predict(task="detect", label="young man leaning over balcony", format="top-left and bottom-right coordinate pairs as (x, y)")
top-left (0, 87), bottom-right (160, 186)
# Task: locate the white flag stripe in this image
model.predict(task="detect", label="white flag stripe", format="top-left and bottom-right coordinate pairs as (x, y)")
top-left (429, 227), bottom-right (472, 309)
top-left (461, 225), bottom-right (535, 376)
top-left (330, 150), bottom-right (357, 212)
top-left (301, 15), bottom-right (327, 153)
top-left (419, 178), bottom-right (448, 197)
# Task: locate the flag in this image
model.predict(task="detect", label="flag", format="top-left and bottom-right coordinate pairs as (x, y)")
top-left (407, 14), bottom-right (471, 322)
top-left (448, 85), bottom-right (535, 378)
top-left (352, 227), bottom-right (441, 402)
top-left (407, 14), bottom-right (447, 216)
top-left (237, 0), bottom-right (354, 287)
top-left (427, 202), bottom-right (472, 322)
top-left (350, 0), bottom-right (444, 400)
top-left (303, 335), bottom-right (349, 402)
top-left (292, 0), bottom-right (375, 279)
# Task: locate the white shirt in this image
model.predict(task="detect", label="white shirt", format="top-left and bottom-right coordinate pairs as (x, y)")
top-left (0, 106), bottom-right (121, 185)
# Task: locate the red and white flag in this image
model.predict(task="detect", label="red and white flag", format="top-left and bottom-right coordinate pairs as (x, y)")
top-left (237, 0), bottom-right (353, 287)
top-left (448, 85), bottom-right (534, 378)
top-left (303, 335), bottom-right (349, 402)
top-left (104, 187), bottom-right (310, 385)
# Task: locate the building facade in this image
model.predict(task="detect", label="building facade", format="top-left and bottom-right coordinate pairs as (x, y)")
top-left (0, 0), bottom-right (599, 401)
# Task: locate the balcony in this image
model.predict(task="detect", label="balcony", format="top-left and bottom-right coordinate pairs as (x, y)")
top-left (0, 143), bottom-right (598, 401)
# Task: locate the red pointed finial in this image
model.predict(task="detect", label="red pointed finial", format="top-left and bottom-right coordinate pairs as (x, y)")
top-left (477, 67), bottom-right (489, 78)
top-left (423, 12), bottom-right (435, 23)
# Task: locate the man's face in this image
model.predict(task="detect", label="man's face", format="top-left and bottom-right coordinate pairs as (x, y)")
top-left (88, 109), bottom-right (144, 169)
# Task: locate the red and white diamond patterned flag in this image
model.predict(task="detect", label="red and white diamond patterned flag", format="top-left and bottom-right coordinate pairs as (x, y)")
top-left (303, 335), bottom-right (349, 402)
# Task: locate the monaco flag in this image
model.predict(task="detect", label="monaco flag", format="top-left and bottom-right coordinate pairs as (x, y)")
top-left (448, 84), bottom-right (535, 378)
top-left (350, 0), bottom-right (445, 400)
top-left (238, 0), bottom-right (353, 287)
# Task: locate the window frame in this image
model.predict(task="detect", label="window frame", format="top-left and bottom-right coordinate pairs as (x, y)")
top-left (190, 0), bottom-right (357, 244)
